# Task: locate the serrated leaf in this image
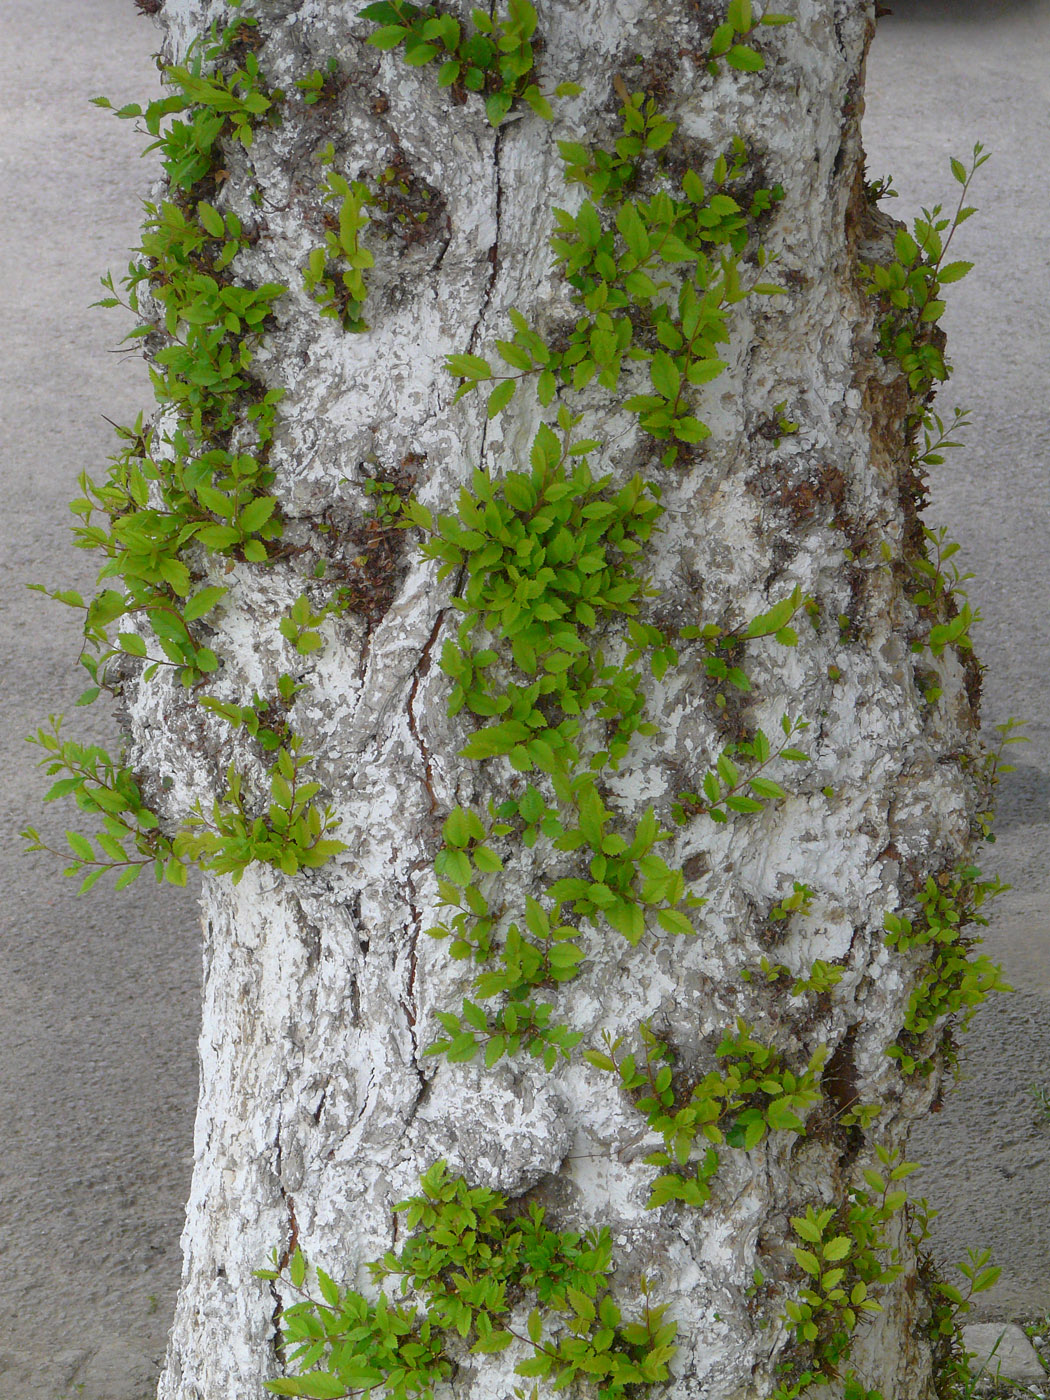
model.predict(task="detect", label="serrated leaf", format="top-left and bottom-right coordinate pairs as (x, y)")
top-left (650, 351), bottom-right (680, 399)
top-left (725, 43), bottom-right (765, 71)
top-left (672, 415), bottom-right (709, 443)
top-left (487, 378), bottom-right (516, 418)
top-left (197, 201), bottom-right (225, 237)
top-left (793, 1247), bottom-right (820, 1276)
top-left (472, 1329), bottom-right (514, 1353)
top-left (66, 830), bottom-right (94, 862)
top-left (117, 632), bottom-right (147, 657)
top-left (656, 908), bottom-right (694, 937)
top-left (447, 353), bottom-right (492, 380)
top-left (937, 260), bottom-right (974, 284)
top-left (748, 777), bottom-right (787, 800)
top-left (184, 586), bottom-right (227, 622)
top-left (366, 24), bottom-right (409, 50)
top-left (822, 1236), bottom-right (851, 1262)
top-left (792, 1214), bottom-right (823, 1243)
top-left (472, 845), bottom-right (503, 873)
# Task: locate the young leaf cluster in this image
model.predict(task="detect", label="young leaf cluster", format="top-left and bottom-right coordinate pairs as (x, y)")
top-left (295, 57), bottom-right (342, 106)
top-left (774, 1147), bottom-right (918, 1394)
top-left (280, 594), bottom-right (334, 657)
top-left (671, 715), bottom-right (809, 825)
top-left (303, 148), bottom-right (375, 332)
top-left (199, 672), bottom-right (305, 751)
top-left (907, 524), bottom-right (978, 676)
top-left (174, 738), bottom-right (347, 883)
top-left (585, 1019), bottom-right (826, 1209)
top-left (75, 17), bottom-right (288, 684)
top-left (860, 145), bottom-right (988, 394)
top-left (678, 585), bottom-right (807, 710)
top-left (21, 717), bottom-right (186, 893)
top-left (31, 17), bottom-right (348, 894)
top-left (743, 954), bottom-right (844, 1002)
top-left (92, 15), bottom-right (278, 192)
top-left (883, 866), bottom-right (1009, 1074)
top-left (258, 1160), bottom-right (676, 1398)
top-left (406, 410), bottom-right (713, 1069)
top-left (448, 92), bottom-right (785, 464)
top-left (705, 0), bottom-right (795, 78)
top-left (358, 0), bottom-right (577, 127)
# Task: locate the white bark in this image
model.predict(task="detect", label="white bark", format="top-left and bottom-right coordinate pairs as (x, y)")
top-left (123, 1), bottom-right (986, 1395)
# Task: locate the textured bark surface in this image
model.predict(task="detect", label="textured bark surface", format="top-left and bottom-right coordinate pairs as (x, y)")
top-left (139, 1), bottom-right (983, 1396)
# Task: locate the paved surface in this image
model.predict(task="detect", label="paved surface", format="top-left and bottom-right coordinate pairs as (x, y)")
top-left (0, 2), bottom-right (1046, 1397)
top-left (865, 0), bottom-right (1050, 1321)
top-left (0, 5), bottom-right (201, 1398)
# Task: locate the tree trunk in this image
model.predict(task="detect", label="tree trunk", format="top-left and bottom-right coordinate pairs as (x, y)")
top-left (74, 0), bottom-right (1001, 1395)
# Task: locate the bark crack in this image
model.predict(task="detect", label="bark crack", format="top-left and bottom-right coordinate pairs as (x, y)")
top-left (469, 124), bottom-right (503, 466)
top-left (406, 607), bottom-right (448, 814)
top-left (312, 1083), bottom-right (328, 1124)
top-left (269, 1127), bottom-right (300, 1367)
top-left (401, 856), bottom-right (433, 1079)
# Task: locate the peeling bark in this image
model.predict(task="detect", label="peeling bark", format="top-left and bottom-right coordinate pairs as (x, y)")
top-left (122, 2), bottom-right (993, 1396)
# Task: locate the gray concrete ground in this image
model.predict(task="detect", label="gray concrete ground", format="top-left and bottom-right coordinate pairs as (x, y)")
top-left (0, 5), bottom-right (200, 1398)
top-left (865, 0), bottom-right (1050, 1324)
top-left (0, 2), bottom-right (1046, 1398)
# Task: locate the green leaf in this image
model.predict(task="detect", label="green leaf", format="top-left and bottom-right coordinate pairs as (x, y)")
top-left (725, 793), bottom-right (764, 813)
top-left (403, 41), bottom-right (438, 65)
top-left (672, 416), bottom-right (709, 443)
top-left (650, 351), bottom-right (680, 399)
top-left (471, 1329), bottom-right (513, 1353)
top-left (656, 234), bottom-right (698, 263)
top-left (184, 586), bottom-right (227, 622)
top-left (523, 85), bottom-right (554, 120)
top-left (656, 908), bottom-right (694, 937)
top-left (238, 496), bottom-right (278, 533)
top-left (725, 43), bottom-right (765, 71)
top-left (267, 1375), bottom-right (356, 1398)
top-left (117, 632), bottom-right (147, 657)
top-left (447, 353), bottom-right (492, 380)
top-left (66, 831), bottom-right (94, 862)
top-left (616, 202), bottom-right (650, 261)
top-left (792, 1213), bottom-right (823, 1243)
top-left (685, 358), bottom-right (726, 386)
top-left (487, 378), bottom-right (516, 418)
top-left (485, 89), bottom-right (514, 127)
top-left (442, 806), bottom-right (473, 848)
top-left (894, 229), bottom-right (918, 265)
top-left (748, 777), bottom-right (787, 800)
top-left (793, 1247), bottom-right (820, 1276)
top-left (937, 260), bottom-right (974, 284)
top-left (366, 24), bottom-right (409, 50)
top-left (496, 340), bottom-right (533, 372)
top-left (198, 201), bottom-right (225, 238)
top-left (709, 21), bottom-right (734, 56)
